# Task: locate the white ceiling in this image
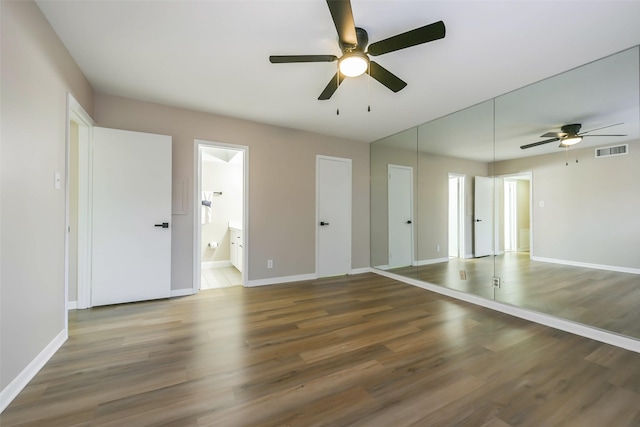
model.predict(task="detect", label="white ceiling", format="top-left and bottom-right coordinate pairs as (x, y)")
top-left (37, 0), bottom-right (640, 144)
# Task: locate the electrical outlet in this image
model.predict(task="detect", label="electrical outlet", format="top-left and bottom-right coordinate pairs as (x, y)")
top-left (267, 259), bottom-right (273, 269)
top-left (437, 245), bottom-right (440, 252)
top-left (492, 276), bottom-right (501, 288)
top-left (459, 270), bottom-right (467, 280)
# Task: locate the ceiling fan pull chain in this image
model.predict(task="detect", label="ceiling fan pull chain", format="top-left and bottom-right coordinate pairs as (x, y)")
top-left (336, 68), bottom-right (340, 115)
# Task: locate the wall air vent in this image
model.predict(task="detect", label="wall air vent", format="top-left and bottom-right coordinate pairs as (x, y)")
top-left (595, 144), bottom-right (628, 158)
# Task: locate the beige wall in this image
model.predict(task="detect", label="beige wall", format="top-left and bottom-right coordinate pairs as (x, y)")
top-left (93, 93), bottom-right (371, 288)
top-left (1, 0), bottom-right (94, 391)
top-left (495, 139), bottom-right (640, 268)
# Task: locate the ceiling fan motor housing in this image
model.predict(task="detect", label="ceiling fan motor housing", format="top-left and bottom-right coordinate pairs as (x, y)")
top-left (561, 124), bottom-right (581, 135)
top-left (341, 27), bottom-right (369, 52)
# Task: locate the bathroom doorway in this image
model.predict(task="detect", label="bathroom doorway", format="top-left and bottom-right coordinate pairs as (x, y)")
top-left (194, 140), bottom-right (248, 291)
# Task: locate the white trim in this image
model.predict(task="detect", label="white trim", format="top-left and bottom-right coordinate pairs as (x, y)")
top-left (66, 93), bottom-right (94, 314)
top-left (246, 273), bottom-right (318, 288)
top-left (193, 140), bottom-right (249, 294)
top-left (201, 260), bottom-right (233, 269)
top-left (414, 257), bottom-right (449, 266)
top-left (374, 264), bottom-right (390, 270)
top-left (373, 269), bottom-right (640, 354)
top-left (0, 330), bottom-right (67, 413)
top-left (531, 256), bottom-right (640, 275)
top-left (349, 267), bottom-right (373, 275)
top-left (67, 301), bottom-right (78, 310)
top-left (171, 288), bottom-right (195, 297)
top-left (316, 155), bottom-right (352, 278)
top-left (448, 173), bottom-right (466, 260)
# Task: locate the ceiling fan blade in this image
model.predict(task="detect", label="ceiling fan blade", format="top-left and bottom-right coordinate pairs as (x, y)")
top-left (582, 134), bottom-right (627, 137)
top-left (318, 72), bottom-right (346, 100)
top-left (540, 132), bottom-right (565, 138)
top-left (326, 0), bottom-right (358, 48)
top-left (579, 122), bottom-right (624, 135)
top-left (520, 137), bottom-right (560, 150)
top-left (368, 21), bottom-right (446, 56)
top-left (368, 61), bottom-right (407, 92)
top-left (270, 55), bottom-right (337, 63)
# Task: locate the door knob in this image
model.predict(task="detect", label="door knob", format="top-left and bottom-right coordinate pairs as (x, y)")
top-left (475, 219), bottom-right (482, 222)
top-left (154, 222), bottom-right (169, 228)
top-left (406, 220), bottom-right (412, 224)
top-left (320, 221), bottom-right (330, 226)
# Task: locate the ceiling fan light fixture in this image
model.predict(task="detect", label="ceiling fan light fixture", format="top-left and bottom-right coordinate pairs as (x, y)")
top-left (562, 136), bottom-right (583, 146)
top-left (339, 51), bottom-right (369, 77)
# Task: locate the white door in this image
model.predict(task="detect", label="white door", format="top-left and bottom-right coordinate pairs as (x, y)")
top-left (474, 176), bottom-right (493, 257)
top-left (91, 127), bottom-right (172, 306)
top-left (388, 165), bottom-right (413, 268)
top-left (317, 156), bottom-right (351, 277)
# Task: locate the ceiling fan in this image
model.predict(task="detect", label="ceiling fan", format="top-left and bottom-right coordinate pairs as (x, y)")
top-left (269, 0), bottom-right (446, 100)
top-left (520, 123), bottom-right (627, 150)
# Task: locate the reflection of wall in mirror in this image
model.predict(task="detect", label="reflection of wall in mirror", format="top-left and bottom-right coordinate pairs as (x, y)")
top-left (417, 152), bottom-right (488, 263)
top-left (370, 144), bottom-right (417, 268)
top-left (494, 139), bottom-right (640, 271)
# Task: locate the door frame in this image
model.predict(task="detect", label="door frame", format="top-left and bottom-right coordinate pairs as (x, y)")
top-left (66, 93), bottom-right (95, 315)
top-left (387, 164), bottom-right (414, 268)
top-left (474, 175), bottom-right (494, 257)
top-left (316, 155), bottom-right (352, 277)
top-left (448, 173), bottom-right (466, 259)
top-left (499, 171), bottom-right (533, 256)
top-left (193, 140), bottom-right (249, 292)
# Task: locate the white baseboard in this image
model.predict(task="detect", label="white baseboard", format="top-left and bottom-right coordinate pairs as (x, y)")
top-left (246, 268), bottom-right (371, 287)
top-left (0, 329), bottom-right (67, 413)
top-left (531, 256), bottom-right (640, 275)
top-left (246, 273), bottom-right (318, 287)
top-left (201, 260), bottom-right (232, 269)
top-left (67, 301), bottom-right (77, 310)
top-left (372, 269), bottom-right (640, 354)
top-left (373, 264), bottom-right (390, 270)
top-left (171, 288), bottom-right (195, 297)
top-left (414, 257), bottom-right (449, 266)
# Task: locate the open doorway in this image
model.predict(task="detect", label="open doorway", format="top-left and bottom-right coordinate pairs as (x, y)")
top-left (502, 173), bottom-right (531, 254)
top-left (195, 140), bottom-right (248, 291)
top-left (448, 174), bottom-right (465, 258)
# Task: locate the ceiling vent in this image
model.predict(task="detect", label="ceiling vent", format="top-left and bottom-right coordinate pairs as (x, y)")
top-left (595, 144), bottom-right (628, 158)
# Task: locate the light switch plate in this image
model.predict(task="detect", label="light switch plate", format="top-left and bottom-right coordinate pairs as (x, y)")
top-left (54, 172), bottom-right (61, 190)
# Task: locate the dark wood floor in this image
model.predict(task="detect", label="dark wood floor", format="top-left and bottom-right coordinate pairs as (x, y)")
top-left (390, 253), bottom-right (640, 339)
top-left (3, 273), bottom-right (640, 426)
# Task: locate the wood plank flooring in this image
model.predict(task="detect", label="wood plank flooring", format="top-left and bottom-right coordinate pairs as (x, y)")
top-left (390, 253), bottom-right (640, 339)
top-left (2, 273), bottom-right (640, 426)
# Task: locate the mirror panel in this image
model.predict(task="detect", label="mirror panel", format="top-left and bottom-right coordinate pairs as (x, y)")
top-left (493, 47), bottom-right (640, 338)
top-left (371, 45), bottom-right (640, 341)
top-left (371, 127), bottom-right (418, 273)
top-left (415, 100), bottom-right (495, 299)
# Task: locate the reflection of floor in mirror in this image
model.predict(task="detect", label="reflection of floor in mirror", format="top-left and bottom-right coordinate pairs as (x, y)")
top-left (389, 252), bottom-right (640, 339)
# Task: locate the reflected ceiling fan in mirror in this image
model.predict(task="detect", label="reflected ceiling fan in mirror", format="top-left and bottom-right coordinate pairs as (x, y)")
top-left (269, 0), bottom-right (446, 100)
top-left (520, 123), bottom-right (627, 150)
